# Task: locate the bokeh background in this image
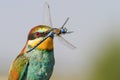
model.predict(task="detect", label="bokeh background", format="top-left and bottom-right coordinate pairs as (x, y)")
top-left (0, 0), bottom-right (120, 80)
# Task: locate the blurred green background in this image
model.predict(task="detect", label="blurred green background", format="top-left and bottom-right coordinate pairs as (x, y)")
top-left (0, 0), bottom-right (120, 80)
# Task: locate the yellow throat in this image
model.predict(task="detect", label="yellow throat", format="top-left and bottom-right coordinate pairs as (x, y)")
top-left (27, 37), bottom-right (53, 50)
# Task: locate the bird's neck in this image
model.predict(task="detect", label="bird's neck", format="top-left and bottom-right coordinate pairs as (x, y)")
top-left (24, 47), bottom-right (54, 58)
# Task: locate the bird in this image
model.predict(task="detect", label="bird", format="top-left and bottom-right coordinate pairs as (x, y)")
top-left (8, 25), bottom-right (56, 80)
top-left (8, 2), bottom-right (75, 80)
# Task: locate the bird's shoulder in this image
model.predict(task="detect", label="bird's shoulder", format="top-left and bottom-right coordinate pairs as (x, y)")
top-left (8, 53), bottom-right (29, 80)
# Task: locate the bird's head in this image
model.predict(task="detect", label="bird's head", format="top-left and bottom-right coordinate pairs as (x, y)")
top-left (20, 18), bottom-right (72, 53)
top-left (22, 25), bottom-right (54, 53)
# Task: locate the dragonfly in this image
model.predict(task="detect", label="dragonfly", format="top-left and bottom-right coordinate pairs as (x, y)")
top-left (27, 2), bottom-right (76, 53)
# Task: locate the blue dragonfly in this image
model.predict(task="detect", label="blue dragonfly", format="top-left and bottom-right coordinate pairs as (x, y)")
top-left (26, 2), bottom-right (76, 52)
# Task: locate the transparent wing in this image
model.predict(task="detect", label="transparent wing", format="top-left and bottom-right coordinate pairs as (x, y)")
top-left (42, 3), bottom-right (76, 49)
top-left (42, 2), bottom-right (53, 27)
top-left (57, 35), bottom-right (76, 49)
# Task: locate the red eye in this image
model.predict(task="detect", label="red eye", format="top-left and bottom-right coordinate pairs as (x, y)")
top-left (35, 32), bottom-right (40, 37)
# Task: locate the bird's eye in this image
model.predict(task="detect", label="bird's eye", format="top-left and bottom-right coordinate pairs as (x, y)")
top-left (35, 32), bottom-right (40, 37)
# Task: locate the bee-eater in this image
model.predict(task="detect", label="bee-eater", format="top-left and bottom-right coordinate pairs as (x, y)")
top-left (8, 2), bottom-right (75, 80)
top-left (8, 25), bottom-right (55, 80)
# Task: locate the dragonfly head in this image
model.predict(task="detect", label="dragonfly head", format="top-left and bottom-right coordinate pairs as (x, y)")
top-left (60, 17), bottom-right (74, 34)
top-left (60, 27), bottom-right (74, 34)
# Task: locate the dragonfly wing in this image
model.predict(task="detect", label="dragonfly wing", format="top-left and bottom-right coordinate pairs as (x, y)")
top-left (42, 3), bottom-right (76, 49)
top-left (42, 2), bottom-right (53, 27)
top-left (57, 35), bottom-right (76, 49)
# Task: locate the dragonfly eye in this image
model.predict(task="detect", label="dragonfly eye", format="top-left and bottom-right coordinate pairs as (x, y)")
top-left (61, 28), bottom-right (67, 34)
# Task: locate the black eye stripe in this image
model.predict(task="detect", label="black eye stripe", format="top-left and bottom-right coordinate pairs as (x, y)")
top-left (28, 31), bottom-right (51, 40)
top-left (34, 32), bottom-right (46, 37)
top-left (28, 34), bottom-right (35, 40)
top-left (34, 31), bottom-right (50, 37)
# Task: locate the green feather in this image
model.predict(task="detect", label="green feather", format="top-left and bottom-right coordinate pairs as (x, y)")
top-left (9, 47), bottom-right (54, 80)
top-left (25, 48), bottom-right (55, 80)
top-left (8, 54), bottom-right (29, 80)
